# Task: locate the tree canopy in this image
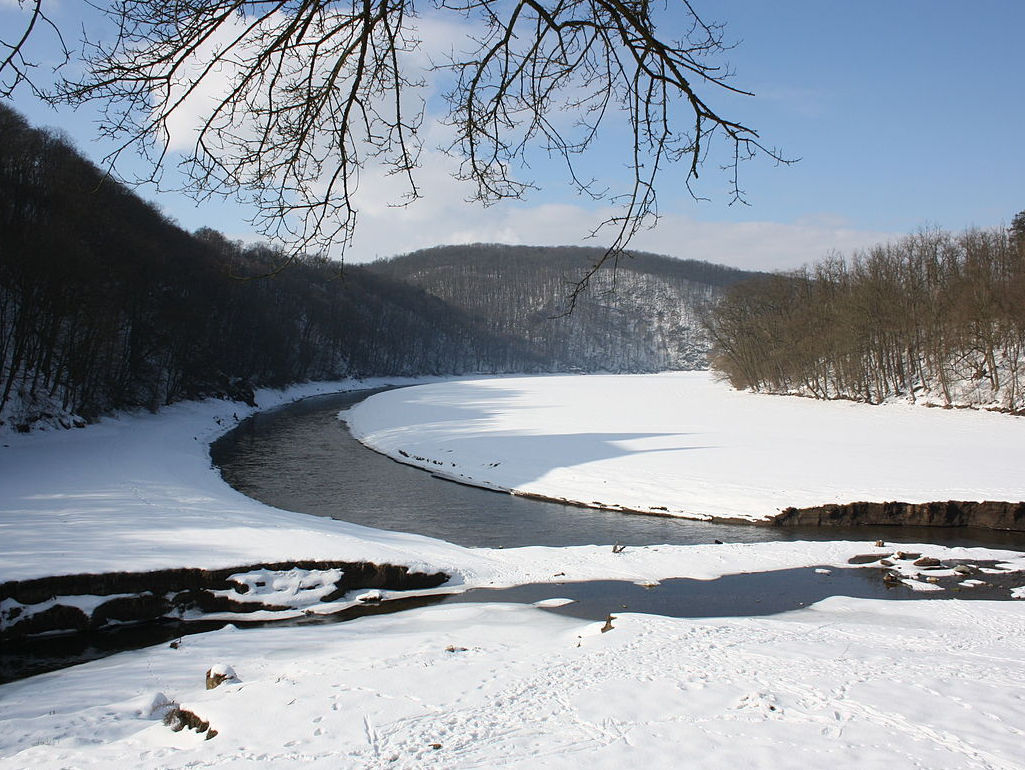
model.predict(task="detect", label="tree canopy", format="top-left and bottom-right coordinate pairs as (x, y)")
top-left (1, 1), bottom-right (787, 269)
top-left (702, 226), bottom-right (1025, 412)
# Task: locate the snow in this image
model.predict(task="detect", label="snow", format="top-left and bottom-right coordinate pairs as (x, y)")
top-left (220, 568), bottom-right (345, 607)
top-left (1, 592), bottom-right (137, 628)
top-left (0, 376), bottom-right (494, 584)
top-left (3, 588), bottom-right (1025, 768)
top-left (345, 371), bottom-right (1025, 521)
top-left (899, 578), bottom-right (946, 592)
top-left (2, 373), bottom-right (1025, 768)
top-left (206, 663), bottom-right (236, 679)
top-left (959, 579), bottom-right (988, 588)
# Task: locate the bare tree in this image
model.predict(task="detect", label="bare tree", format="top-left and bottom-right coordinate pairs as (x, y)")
top-left (702, 225), bottom-right (1025, 412)
top-left (2, 0), bottom-right (789, 271)
top-left (1011, 210), bottom-right (1025, 247)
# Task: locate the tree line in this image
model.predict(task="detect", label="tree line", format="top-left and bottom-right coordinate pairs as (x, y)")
top-left (1, 103), bottom-right (745, 431)
top-left (0, 103), bottom-right (541, 429)
top-left (702, 223), bottom-right (1025, 412)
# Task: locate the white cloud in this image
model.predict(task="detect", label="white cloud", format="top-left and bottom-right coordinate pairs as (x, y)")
top-left (343, 144), bottom-right (897, 272)
top-left (627, 214), bottom-right (897, 272)
top-left (135, 7), bottom-right (896, 273)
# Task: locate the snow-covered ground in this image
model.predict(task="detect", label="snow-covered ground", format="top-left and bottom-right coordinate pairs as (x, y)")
top-left (345, 372), bottom-right (1025, 521)
top-left (2, 373), bottom-right (1025, 768)
top-left (0, 376), bottom-right (505, 585)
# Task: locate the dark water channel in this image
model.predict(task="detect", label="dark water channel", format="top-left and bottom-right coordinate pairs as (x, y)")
top-left (9, 563), bottom-right (1022, 684)
top-left (209, 387), bottom-right (1025, 550)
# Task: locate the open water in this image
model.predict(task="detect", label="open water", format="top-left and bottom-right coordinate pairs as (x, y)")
top-left (210, 387), bottom-right (1025, 550)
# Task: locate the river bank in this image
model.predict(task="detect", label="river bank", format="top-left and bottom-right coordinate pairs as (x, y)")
top-left (3, 374), bottom-right (1025, 767)
top-left (345, 372), bottom-right (1025, 527)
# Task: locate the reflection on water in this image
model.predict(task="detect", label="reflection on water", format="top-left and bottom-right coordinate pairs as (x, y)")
top-left (10, 563), bottom-right (1022, 683)
top-left (210, 388), bottom-right (1025, 550)
top-left (449, 563), bottom-right (1025, 620)
top-left (0, 594), bottom-right (448, 684)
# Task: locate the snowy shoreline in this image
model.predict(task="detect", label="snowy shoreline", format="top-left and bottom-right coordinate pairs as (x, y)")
top-left (4, 373), bottom-right (1025, 767)
top-left (345, 372), bottom-right (1025, 525)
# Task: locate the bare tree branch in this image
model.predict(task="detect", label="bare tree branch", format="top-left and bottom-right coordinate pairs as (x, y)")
top-left (0, 0), bottom-right (69, 99)
top-left (3, 0), bottom-right (793, 278)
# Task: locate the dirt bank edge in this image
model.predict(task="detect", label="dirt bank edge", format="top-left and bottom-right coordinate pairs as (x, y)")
top-left (772, 501), bottom-right (1025, 531)
top-left (1, 560), bottom-right (449, 641)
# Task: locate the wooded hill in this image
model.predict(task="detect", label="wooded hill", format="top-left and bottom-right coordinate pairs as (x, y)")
top-left (703, 225), bottom-right (1025, 412)
top-left (369, 245), bottom-right (756, 373)
top-left (0, 103), bottom-right (747, 430)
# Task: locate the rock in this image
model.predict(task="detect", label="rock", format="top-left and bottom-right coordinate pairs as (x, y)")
top-left (913, 557), bottom-right (942, 567)
top-left (874, 540), bottom-right (885, 547)
top-left (953, 564), bottom-right (977, 575)
top-left (847, 553), bottom-right (892, 564)
top-left (5, 604), bottom-right (90, 637)
top-left (206, 663), bottom-right (238, 690)
top-left (92, 593), bottom-right (170, 628)
top-left (879, 559), bottom-right (894, 567)
top-left (600, 614), bottom-right (616, 633)
top-left (164, 707), bottom-right (213, 736)
top-left (895, 551), bottom-right (920, 560)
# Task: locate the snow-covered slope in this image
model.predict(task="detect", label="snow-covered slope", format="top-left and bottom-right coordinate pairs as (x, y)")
top-left (0, 377), bottom-right (489, 585)
top-left (4, 582), bottom-right (1025, 769)
top-left (345, 372), bottom-right (1025, 521)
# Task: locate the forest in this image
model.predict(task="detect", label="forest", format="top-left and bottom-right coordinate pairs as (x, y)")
top-left (8, 91), bottom-right (1020, 431)
top-left (371, 245), bottom-right (756, 373)
top-left (0, 104), bottom-right (747, 431)
top-left (703, 223), bottom-right (1025, 412)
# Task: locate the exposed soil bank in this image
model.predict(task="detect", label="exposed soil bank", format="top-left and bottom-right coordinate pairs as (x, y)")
top-left (0, 561), bottom-right (449, 641)
top-left (772, 500), bottom-right (1025, 531)
top-left (510, 490), bottom-right (1025, 534)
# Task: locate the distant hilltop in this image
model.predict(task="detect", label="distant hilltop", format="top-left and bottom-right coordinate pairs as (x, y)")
top-left (369, 243), bottom-right (761, 374)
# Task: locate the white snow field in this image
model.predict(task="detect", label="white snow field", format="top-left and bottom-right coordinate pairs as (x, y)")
top-left (345, 371), bottom-right (1025, 521)
top-left (2, 373), bottom-right (1025, 769)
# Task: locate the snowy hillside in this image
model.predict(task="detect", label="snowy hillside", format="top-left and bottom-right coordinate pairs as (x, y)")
top-left (369, 244), bottom-right (758, 372)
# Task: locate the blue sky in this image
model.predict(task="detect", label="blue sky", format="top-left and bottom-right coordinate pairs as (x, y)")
top-left (2, 0), bottom-right (1022, 270)
top-left (706, 0), bottom-right (1024, 231)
